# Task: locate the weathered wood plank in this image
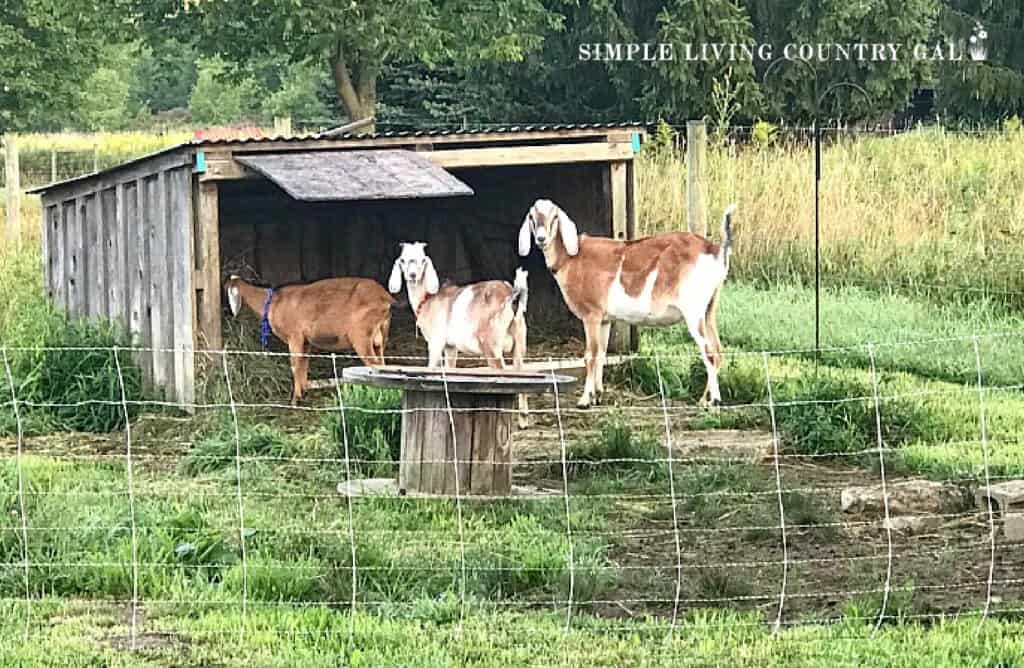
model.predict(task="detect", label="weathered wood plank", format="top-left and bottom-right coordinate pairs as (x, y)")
top-left (686, 120), bottom-right (708, 236)
top-left (608, 161), bottom-right (630, 354)
top-left (29, 149), bottom-right (194, 202)
top-left (625, 160), bottom-right (639, 352)
top-left (170, 168), bottom-right (195, 408)
top-left (258, 221), bottom-right (301, 284)
top-left (67, 198), bottom-right (86, 318)
top-left (58, 201), bottom-right (72, 314)
top-left (196, 181), bottom-right (222, 351)
top-left (200, 142), bottom-right (634, 182)
top-left (450, 393), bottom-right (475, 496)
top-left (492, 396), bottom-right (513, 493)
top-left (429, 142), bottom-right (635, 170)
top-left (422, 393), bottom-right (450, 495)
top-left (398, 391), bottom-right (422, 493)
top-left (469, 398), bottom-right (494, 494)
top-left (86, 192), bottom-right (107, 321)
top-left (102, 187), bottom-right (121, 327)
top-left (301, 218), bottom-right (331, 281)
top-left (147, 173), bottom-right (172, 392)
top-left (127, 180), bottom-right (152, 384)
top-left (40, 205), bottom-right (51, 297)
top-left (49, 204), bottom-right (65, 308)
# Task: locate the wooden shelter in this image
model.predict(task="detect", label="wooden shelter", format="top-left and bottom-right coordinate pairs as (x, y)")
top-left (29, 124), bottom-right (644, 405)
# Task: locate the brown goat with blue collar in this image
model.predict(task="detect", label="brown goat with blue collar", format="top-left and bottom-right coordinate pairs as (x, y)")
top-left (224, 275), bottom-right (395, 404)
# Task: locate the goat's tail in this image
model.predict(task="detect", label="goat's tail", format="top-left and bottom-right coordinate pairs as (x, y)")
top-left (717, 203), bottom-right (737, 271)
top-left (510, 268), bottom-right (529, 320)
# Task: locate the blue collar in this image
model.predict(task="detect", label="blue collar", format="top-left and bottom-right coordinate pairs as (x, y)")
top-left (260, 288), bottom-right (274, 347)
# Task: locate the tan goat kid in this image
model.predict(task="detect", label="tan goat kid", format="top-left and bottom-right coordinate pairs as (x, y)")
top-left (388, 242), bottom-right (530, 425)
top-left (225, 276), bottom-right (395, 404)
top-left (518, 199), bottom-right (736, 408)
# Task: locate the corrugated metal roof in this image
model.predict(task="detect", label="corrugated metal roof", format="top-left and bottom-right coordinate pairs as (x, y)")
top-left (234, 150), bottom-right (474, 201)
top-left (190, 121), bottom-right (646, 145)
top-left (29, 122), bottom-right (647, 194)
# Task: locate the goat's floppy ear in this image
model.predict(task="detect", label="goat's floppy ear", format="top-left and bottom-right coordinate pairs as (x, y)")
top-left (388, 259), bottom-right (403, 293)
top-left (518, 213), bottom-right (532, 257)
top-left (558, 209), bottom-right (580, 256)
top-left (423, 257), bottom-right (440, 295)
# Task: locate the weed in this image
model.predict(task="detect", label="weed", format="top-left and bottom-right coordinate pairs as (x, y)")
top-left (565, 415), bottom-right (666, 482)
top-left (693, 568), bottom-right (754, 604)
top-left (180, 422), bottom-right (290, 475)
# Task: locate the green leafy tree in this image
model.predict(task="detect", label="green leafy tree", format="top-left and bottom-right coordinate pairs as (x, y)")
top-left (0, 0), bottom-right (130, 132)
top-left (148, 0), bottom-right (562, 130)
top-left (188, 57), bottom-right (265, 125)
top-left (261, 62), bottom-right (334, 124)
top-left (129, 38), bottom-right (199, 114)
top-left (935, 1), bottom-right (1024, 122)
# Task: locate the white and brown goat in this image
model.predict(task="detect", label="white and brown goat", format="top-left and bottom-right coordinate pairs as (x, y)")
top-left (225, 276), bottom-right (395, 404)
top-left (518, 199), bottom-right (736, 408)
top-left (388, 242), bottom-right (530, 423)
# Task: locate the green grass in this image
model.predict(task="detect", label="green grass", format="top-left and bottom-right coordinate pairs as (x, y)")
top-left (2, 600), bottom-right (1024, 667)
top-left (633, 280), bottom-right (1024, 480)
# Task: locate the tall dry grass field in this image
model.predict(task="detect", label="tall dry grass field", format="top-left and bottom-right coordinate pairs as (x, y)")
top-left (637, 127), bottom-right (1024, 305)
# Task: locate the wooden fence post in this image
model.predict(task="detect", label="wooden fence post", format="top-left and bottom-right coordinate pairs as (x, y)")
top-left (3, 135), bottom-right (20, 248)
top-left (273, 116), bottom-right (292, 136)
top-left (686, 120), bottom-right (707, 236)
top-left (50, 150), bottom-right (57, 182)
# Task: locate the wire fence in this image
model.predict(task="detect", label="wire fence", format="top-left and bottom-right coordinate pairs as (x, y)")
top-left (0, 333), bottom-right (1021, 651)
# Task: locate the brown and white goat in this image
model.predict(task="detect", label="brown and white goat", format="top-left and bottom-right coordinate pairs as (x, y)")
top-left (388, 242), bottom-right (530, 423)
top-left (518, 199), bottom-right (736, 408)
top-left (225, 276), bottom-right (395, 404)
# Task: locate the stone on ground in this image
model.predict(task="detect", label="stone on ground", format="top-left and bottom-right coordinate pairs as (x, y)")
top-left (841, 480), bottom-right (964, 515)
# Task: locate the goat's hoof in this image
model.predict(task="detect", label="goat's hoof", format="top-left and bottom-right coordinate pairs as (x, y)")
top-left (699, 397), bottom-right (721, 410)
top-left (576, 397), bottom-right (592, 409)
top-left (517, 417), bottom-right (530, 430)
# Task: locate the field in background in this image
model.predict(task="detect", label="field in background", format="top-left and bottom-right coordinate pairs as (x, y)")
top-left (639, 126), bottom-right (1024, 309)
top-left (1, 127), bottom-right (1024, 665)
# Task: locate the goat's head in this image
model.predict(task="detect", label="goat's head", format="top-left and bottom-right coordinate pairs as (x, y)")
top-left (225, 275), bottom-right (244, 316)
top-left (389, 242), bottom-right (440, 295)
top-left (518, 199), bottom-right (579, 257)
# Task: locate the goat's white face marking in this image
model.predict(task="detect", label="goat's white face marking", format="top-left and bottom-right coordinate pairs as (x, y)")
top-left (519, 199), bottom-right (579, 257)
top-left (228, 285), bottom-right (242, 316)
top-left (391, 242), bottom-right (439, 294)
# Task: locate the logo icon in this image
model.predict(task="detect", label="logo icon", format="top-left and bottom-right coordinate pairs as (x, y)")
top-left (968, 21), bottom-right (988, 61)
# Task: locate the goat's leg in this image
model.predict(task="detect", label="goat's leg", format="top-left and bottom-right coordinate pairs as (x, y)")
top-left (578, 316), bottom-right (603, 408)
top-left (287, 338), bottom-right (308, 406)
top-left (594, 321), bottom-right (612, 404)
top-left (686, 316), bottom-right (721, 407)
top-left (443, 346), bottom-right (458, 369)
top-left (427, 340), bottom-right (445, 369)
top-left (512, 317), bottom-right (529, 429)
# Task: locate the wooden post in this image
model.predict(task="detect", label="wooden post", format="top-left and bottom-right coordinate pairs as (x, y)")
top-left (196, 181), bottom-right (222, 351)
top-left (686, 120), bottom-right (707, 236)
top-left (93, 144), bottom-right (99, 173)
top-left (4, 135), bottom-right (20, 248)
top-left (608, 161), bottom-right (630, 353)
top-left (273, 116), bottom-right (292, 137)
top-left (50, 150), bottom-right (57, 182)
top-left (399, 391), bottom-right (513, 496)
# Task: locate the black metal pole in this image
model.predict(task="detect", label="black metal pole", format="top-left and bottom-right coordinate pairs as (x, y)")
top-left (814, 120), bottom-right (821, 360)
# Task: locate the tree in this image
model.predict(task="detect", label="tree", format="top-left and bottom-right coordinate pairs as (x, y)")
top-left (188, 57), bottom-right (265, 125)
top-left (150, 0), bottom-right (562, 130)
top-left (935, 1), bottom-right (1024, 122)
top-left (0, 0), bottom-right (130, 132)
